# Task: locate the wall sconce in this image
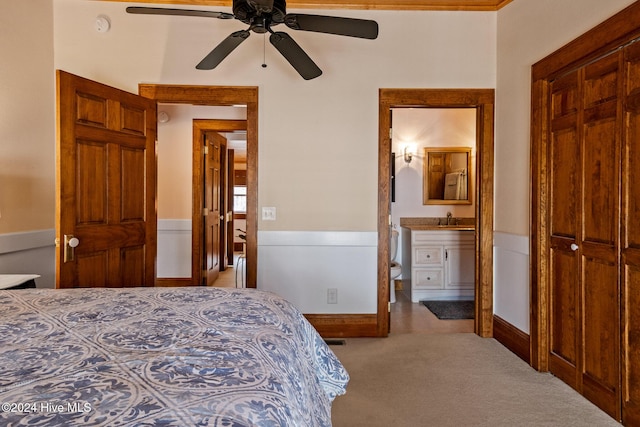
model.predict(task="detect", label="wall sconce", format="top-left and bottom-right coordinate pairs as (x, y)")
top-left (403, 146), bottom-right (413, 164)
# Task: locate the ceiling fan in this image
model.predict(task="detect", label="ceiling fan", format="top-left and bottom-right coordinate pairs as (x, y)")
top-left (127, 0), bottom-right (379, 80)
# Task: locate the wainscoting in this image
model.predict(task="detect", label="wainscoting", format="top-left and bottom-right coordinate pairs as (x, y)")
top-left (0, 229), bottom-right (55, 288)
top-left (258, 230), bottom-right (378, 313)
top-left (157, 219), bottom-right (192, 279)
top-left (493, 231), bottom-right (530, 334)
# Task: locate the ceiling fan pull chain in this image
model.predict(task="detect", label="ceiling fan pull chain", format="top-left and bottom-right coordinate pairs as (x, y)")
top-left (262, 33), bottom-right (267, 68)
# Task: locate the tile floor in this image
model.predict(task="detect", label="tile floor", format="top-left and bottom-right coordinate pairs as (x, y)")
top-left (390, 289), bottom-right (474, 334)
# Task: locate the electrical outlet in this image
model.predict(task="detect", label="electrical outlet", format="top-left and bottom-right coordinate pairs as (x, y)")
top-left (262, 207), bottom-right (276, 220)
top-left (327, 288), bottom-right (338, 304)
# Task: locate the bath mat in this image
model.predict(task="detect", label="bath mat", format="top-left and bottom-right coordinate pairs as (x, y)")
top-left (421, 300), bottom-right (474, 320)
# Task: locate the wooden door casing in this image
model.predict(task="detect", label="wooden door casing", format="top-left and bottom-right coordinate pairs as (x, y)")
top-left (56, 70), bottom-right (156, 288)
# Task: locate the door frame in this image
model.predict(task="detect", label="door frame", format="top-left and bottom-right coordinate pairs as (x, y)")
top-left (530, 1), bottom-right (640, 372)
top-left (139, 84), bottom-right (258, 288)
top-left (378, 88), bottom-right (495, 337)
top-left (194, 120), bottom-right (247, 285)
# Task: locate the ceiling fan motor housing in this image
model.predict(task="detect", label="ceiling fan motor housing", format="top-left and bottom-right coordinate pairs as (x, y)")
top-left (234, 0), bottom-right (286, 26)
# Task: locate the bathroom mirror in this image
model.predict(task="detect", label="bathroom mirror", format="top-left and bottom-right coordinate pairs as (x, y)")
top-left (423, 147), bottom-right (472, 205)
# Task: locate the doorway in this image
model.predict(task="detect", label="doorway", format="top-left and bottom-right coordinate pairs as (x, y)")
top-left (389, 107), bottom-right (477, 334)
top-left (377, 88), bottom-right (495, 337)
top-left (194, 120), bottom-right (247, 286)
top-left (139, 84), bottom-right (258, 288)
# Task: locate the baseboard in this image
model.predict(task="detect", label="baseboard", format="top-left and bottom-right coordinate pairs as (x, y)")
top-left (493, 315), bottom-right (531, 364)
top-left (305, 314), bottom-right (378, 338)
top-left (156, 278), bottom-right (197, 287)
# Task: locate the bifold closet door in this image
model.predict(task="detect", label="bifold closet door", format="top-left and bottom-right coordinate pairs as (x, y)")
top-left (579, 53), bottom-right (621, 419)
top-left (621, 42), bottom-right (640, 426)
top-left (548, 51), bottom-right (622, 420)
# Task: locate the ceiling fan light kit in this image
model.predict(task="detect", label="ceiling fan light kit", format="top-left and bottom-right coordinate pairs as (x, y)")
top-left (126, 0), bottom-right (379, 80)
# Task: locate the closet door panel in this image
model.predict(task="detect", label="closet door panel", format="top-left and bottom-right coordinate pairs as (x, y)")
top-left (548, 72), bottom-right (581, 389)
top-left (549, 249), bottom-right (580, 389)
top-left (578, 54), bottom-right (622, 419)
top-left (622, 42), bottom-right (640, 424)
top-left (622, 265), bottom-right (640, 425)
top-left (581, 115), bottom-right (618, 245)
top-left (582, 256), bottom-right (620, 417)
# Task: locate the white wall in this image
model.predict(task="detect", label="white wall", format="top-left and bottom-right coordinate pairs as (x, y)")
top-left (495, 0), bottom-right (637, 333)
top-left (51, 0), bottom-right (496, 313)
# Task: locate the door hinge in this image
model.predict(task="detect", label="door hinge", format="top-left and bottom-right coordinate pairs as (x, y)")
top-left (203, 207), bottom-right (209, 216)
top-left (389, 128), bottom-right (393, 139)
top-left (204, 145), bottom-right (209, 155)
top-left (388, 301), bottom-right (391, 312)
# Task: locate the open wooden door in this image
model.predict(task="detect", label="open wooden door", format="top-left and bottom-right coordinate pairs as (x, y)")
top-left (203, 131), bottom-right (227, 286)
top-left (55, 70), bottom-right (157, 288)
top-left (227, 149), bottom-right (236, 268)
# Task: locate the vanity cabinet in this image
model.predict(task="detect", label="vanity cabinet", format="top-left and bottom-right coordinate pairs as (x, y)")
top-left (401, 228), bottom-right (474, 302)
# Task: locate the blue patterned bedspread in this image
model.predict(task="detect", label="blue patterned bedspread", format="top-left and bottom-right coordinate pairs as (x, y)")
top-left (0, 287), bottom-right (349, 426)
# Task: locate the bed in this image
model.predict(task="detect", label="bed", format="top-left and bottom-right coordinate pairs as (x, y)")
top-left (0, 286), bottom-right (349, 426)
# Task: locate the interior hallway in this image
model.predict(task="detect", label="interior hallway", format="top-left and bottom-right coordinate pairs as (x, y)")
top-left (210, 253), bottom-right (245, 289)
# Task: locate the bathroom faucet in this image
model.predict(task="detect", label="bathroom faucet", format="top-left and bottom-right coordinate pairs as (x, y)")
top-left (446, 212), bottom-right (453, 225)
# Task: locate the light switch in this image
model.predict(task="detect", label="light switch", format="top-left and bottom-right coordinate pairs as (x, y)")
top-left (262, 207), bottom-right (276, 220)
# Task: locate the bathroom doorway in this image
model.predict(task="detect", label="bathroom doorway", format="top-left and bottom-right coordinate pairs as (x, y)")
top-left (390, 107), bottom-right (476, 334)
top-left (377, 88), bottom-right (495, 337)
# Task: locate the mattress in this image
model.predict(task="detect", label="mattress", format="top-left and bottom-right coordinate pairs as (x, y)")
top-left (0, 286), bottom-right (349, 426)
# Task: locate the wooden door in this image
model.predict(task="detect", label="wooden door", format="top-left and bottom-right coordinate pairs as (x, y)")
top-left (621, 42), bottom-right (640, 426)
top-left (578, 53), bottom-right (621, 418)
top-left (56, 70), bottom-right (156, 288)
top-left (548, 52), bottom-right (622, 419)
top-left (203, 132), bottom-right (226, 285)
top-left (226, 149), bottom-right (235, 267)
top-left (548, 69), bottom-right (581, 390)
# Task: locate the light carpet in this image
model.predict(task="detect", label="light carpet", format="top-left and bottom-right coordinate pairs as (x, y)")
top-left (330, 333), bottom-right (620, 427)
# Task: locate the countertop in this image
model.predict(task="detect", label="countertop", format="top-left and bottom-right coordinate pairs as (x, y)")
top-left (401, 224), bottom-right (475, 231)
top-left (398, 217), bottom-right (475, 231)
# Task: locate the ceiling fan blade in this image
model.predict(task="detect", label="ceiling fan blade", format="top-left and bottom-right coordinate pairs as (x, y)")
top-left (284, 14), bottom-right (378, 39)
top-left (269, 32), bottom-right (322, 80)
top-left (196, 30), bottom-right (251, 70)
top-left (126, 6), bottom-right (234, 20)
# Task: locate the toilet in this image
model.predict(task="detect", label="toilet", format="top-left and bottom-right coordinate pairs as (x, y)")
top-left (390, 229), bottom-right (402, 303)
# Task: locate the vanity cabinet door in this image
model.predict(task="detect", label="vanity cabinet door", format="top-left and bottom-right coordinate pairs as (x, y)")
top-left (445, 245), bottom-right (475, 289)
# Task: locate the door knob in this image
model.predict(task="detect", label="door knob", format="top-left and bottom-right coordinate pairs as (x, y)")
top-left (64, 235), bottom-right (80, 263)
top-left (570, 243), bottom-right (579, 251)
